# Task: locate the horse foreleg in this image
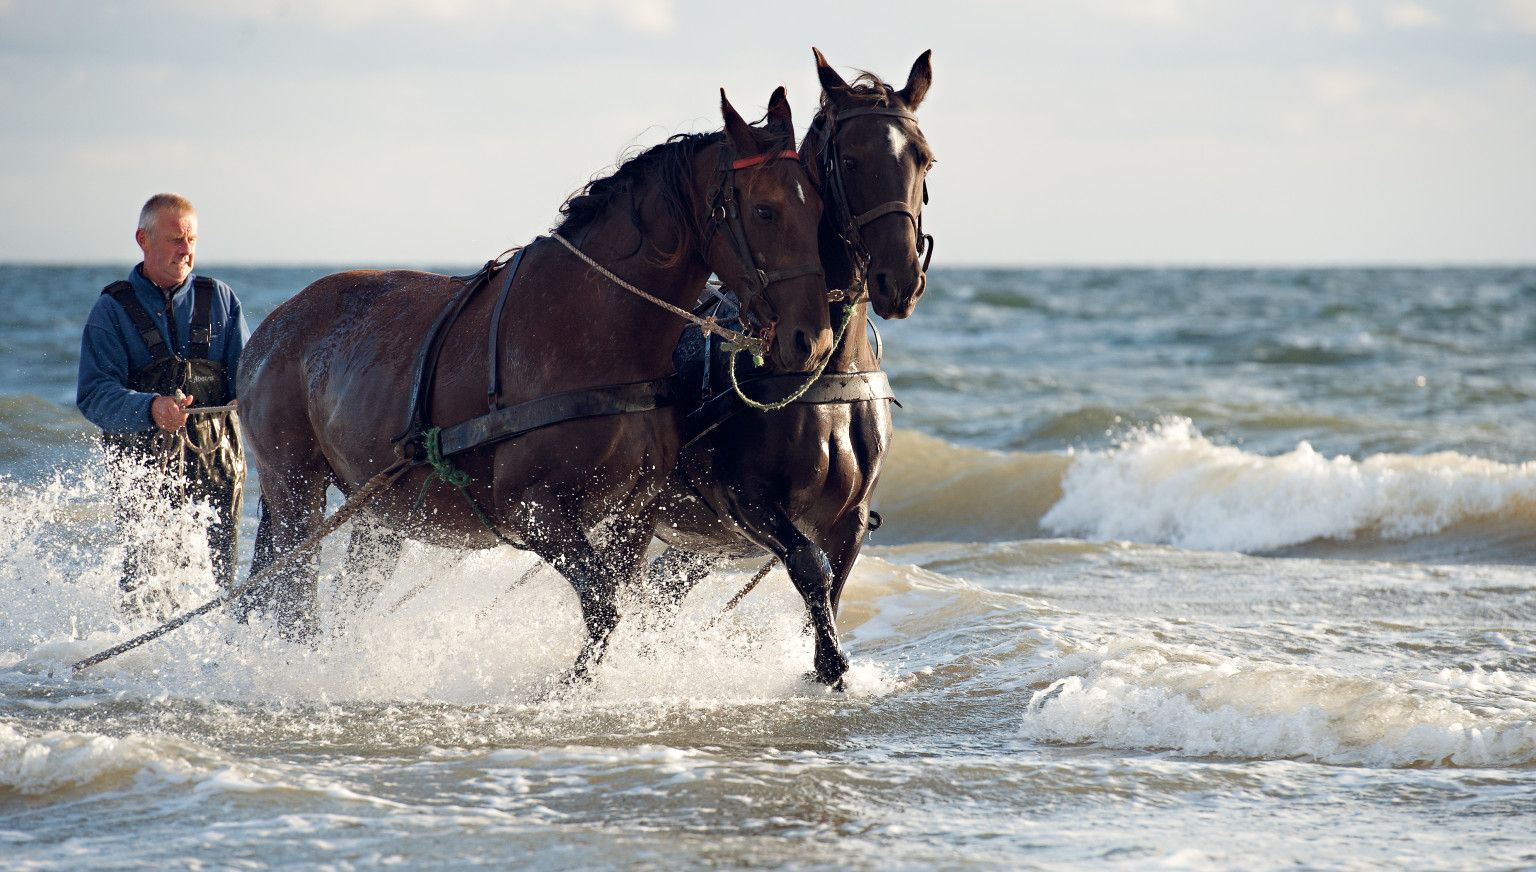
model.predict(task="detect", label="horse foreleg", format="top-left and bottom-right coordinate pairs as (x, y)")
top-left (824, 505), bottom-right (873, 616)
top-left (523, 504), bottom-right (656, 683)
top-left (645, 546), bottom-right (713, 612)
top-left (728, 503), bottom-right (849, 688)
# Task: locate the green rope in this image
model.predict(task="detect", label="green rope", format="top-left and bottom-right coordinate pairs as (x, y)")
top-left (726, 301), bottom-right (858, 412)
top-left (414, 426), bottom-right (523, 548)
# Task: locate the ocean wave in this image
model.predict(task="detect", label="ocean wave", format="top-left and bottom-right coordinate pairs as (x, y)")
top-left (1041, 418), bottom-right (1536, 554)
top-left (1021, 638), bottom-right (1536, 768)
top-left (0, 721), bottom-right (209, 796)
top-left (872, 422), bottom-right (1536, 559)
top-left (873, 430), bottom-right (1068, 544)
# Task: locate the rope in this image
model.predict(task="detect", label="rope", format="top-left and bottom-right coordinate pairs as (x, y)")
top-left (550, 232), bottom-right (768, 358)
top-left (413, 426), bottom-right (522, 549)
top-left (726, 301), bottom-right (857, 412)
top-left (70, 459), bottom-right (415, 674)
top-left (704, 558), bottom-right (779, 632)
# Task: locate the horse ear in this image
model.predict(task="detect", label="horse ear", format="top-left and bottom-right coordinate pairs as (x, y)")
top-left (812, 46), bottom-right (851, 99)
top-left (720, 88), bottom-right (757, 155)
top-left (766, 85), bottom-right (794, 135)
top-left (898, 49), bottom-right (933, 110)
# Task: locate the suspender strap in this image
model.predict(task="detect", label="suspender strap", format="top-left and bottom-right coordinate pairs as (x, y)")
top-left (104, 281), bottom-right (172, 363)
top-left (187, 276), bottom-right (216, 360)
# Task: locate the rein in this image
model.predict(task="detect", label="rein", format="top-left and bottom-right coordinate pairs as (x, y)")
top-left (549, 232), bottom-right (768, 360)
top-left (550, 142), bottom-right (828, 367)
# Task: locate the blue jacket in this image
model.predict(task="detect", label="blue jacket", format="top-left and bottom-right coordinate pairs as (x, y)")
top-left (77, 264), bottom-right (249, 434)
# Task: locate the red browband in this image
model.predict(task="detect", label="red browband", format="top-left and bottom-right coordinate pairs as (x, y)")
top-left (731, 150), bottom-right (800, 170)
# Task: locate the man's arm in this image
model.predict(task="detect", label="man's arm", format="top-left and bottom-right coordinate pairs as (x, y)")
top-left (221, 282), bottom-right (250, 399)
top-left (76, 301), bottom-right (157, 433)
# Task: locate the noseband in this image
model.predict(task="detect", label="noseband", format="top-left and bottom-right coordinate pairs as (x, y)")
top-left (819, 105), bottom-right (935, 276)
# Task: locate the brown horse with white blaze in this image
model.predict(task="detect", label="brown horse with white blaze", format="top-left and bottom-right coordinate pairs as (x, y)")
top-left (652, 50), bottom-right (936, 687)
top-left (237, 87), bottom-right (831, 681)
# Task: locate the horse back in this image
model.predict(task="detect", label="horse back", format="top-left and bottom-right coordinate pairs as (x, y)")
top-left (239, 269), bottom-right (461, 485)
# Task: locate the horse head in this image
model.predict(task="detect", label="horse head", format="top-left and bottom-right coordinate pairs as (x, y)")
top-left (810, 48), bottom-right (935, 320)
top-left (709, 87), bottom-right (833, 373)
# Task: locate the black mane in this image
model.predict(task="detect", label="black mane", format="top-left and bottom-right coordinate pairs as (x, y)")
top-left (554, 131), bottom-right (723, 267)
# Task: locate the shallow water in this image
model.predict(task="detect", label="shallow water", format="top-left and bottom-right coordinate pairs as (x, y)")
top-left (2, 265), bottom-right (1533, 869)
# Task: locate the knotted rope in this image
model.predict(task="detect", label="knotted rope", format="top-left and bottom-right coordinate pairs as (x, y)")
top-left (413, 426), bottom-right (522, 549)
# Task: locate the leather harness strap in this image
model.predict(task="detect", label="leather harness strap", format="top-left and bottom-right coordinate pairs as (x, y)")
top-left (396, 259), bottom-right (503, 447)
top-left (437, 378), bottom-right (675, 458)
top-left (681, 370), bottom-right (895, 448)
top-left (485, 246), bottom-right (529, 409)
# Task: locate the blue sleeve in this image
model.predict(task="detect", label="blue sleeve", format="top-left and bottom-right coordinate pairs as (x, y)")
top-left (76, 299), bottom-right (156, 433)
top-left (222, 283), bottom-right (249, 399)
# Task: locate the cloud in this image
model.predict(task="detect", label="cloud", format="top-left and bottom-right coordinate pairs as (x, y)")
top-left (1384, 2), bottom-right (1441, 28)
top-left (1500, 0), bottom-right (1536, 32)
top-left (161, 0), bottom-right (677, 34)
top-left (1312, 68), bottom-right (1377, 102)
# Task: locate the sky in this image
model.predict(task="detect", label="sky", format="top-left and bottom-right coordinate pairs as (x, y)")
top-left (1, 0), bottom-right (1533, 266)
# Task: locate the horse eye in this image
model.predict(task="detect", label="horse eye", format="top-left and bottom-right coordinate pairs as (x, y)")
top-left (753, 204), bottom-right (774, 220)
top-left (841, 157), bottom-right (857, 171)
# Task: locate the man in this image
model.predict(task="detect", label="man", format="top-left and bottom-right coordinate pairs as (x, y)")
top-left (77, 193), bottom-right (249, 618)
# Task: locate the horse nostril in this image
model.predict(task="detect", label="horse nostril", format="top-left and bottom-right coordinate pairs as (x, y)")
top-left (794, 328), bottom-right (813, 360)
top-left (874, 272), bottom-right (891, 299)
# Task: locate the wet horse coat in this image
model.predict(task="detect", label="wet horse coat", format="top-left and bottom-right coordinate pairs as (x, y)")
top-left (653, 50), bottom-right (937, 686)
top-left (237, 89), bottom-right (832, 679)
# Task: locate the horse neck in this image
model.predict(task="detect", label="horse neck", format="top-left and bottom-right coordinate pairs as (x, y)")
top-left (547, 197), bottom-right (712, 379)
top-left (829, 299), bottom-right (877, 371)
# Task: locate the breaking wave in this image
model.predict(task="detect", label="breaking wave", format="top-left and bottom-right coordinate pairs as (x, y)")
top-left (875, 422), bottom-right (1536, 560)
top-left (1022, 635), bottom-right (1536, 768)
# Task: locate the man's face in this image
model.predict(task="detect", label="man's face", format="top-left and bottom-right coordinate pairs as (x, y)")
top-left (136, 209), bottom-right (198, 289)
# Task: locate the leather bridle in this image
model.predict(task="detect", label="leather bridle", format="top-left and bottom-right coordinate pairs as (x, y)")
top-left (817, 105), bottom-right (935, 276)
top-left (705, 147), bottom-right (826, 306)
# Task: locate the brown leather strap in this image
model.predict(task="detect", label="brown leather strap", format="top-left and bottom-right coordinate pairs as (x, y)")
top-left (437, 378), bottom-right (676, 458)
top-left (486, 245), bottom-right (529, 409)
top-left (681, 370), bottom-right (895, 448)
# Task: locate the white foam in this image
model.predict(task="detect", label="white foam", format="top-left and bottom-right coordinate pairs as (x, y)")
top-left (0, 721), bottom-right (205, 795)
top-left (1041, 418), bottom-right (1536, 552)
top-left (0, 460), bottom-right (893, 710)
top-left (1021, 635), bottom-right (1536, 767)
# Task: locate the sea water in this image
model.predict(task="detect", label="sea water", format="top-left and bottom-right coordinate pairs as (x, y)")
top-left (1, 265), bottom-right (1532, 869)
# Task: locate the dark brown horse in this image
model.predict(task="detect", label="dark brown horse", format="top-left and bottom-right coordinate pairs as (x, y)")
top-left (237, 87), bottom-right (832, 680)
top-left (651, 50), bottom-right (936, 687)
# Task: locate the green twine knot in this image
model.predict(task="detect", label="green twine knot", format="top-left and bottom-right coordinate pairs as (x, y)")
top-left (413, 426), bottom-right (469, 512)
top-left (410, 426), bottom-right (524, 549)
top-left (721, 338), bottom-right (766, 368)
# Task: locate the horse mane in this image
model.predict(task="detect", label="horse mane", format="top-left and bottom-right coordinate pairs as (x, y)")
top-left (556, 117), bottom-right (798, 268)
top-left (554, 131), bottom-right (723, 268)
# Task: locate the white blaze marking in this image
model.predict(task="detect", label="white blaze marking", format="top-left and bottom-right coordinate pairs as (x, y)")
top-left (887, 125), bottom-right (908, 158)
top-left (795, 180), bottom-right (806, 203)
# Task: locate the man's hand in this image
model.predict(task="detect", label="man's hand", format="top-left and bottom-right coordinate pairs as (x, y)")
top-left (150, 393), bottom-right (194, 431)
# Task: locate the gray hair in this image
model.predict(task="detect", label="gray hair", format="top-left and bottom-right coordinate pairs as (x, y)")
top-left (137, 193), bottom-right (196, 233)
